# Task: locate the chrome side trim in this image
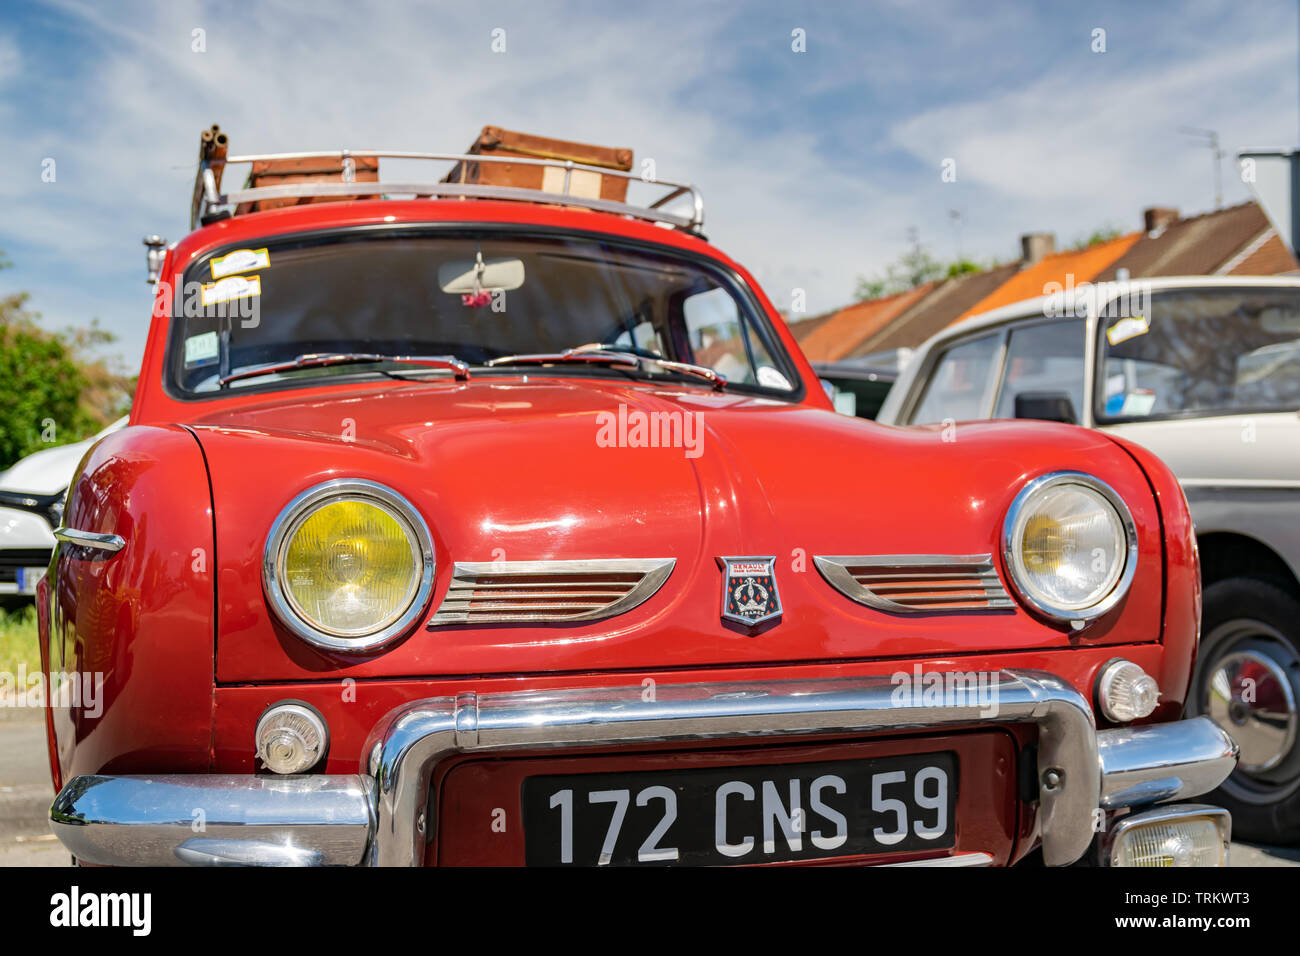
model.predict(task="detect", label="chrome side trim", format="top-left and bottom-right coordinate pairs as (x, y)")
top-left (427, 558), bottom-right (674, 626)
top-left (53, 527), bottom-right (125, 553)
top-left (363, 669), bottom-right (1099, 867)
top-left (263, 479), bottom-right (435, 653)
top-left (49, 774), bottom-right (373, 867)
top-left (174, 839), bottom-right (324, 866)
top-left (879, 851), bottom-right (995, 867)
top-left (1097, 716), bottom-right (1239, 809)
top-left (813, 554), bottom-right (1013, 613)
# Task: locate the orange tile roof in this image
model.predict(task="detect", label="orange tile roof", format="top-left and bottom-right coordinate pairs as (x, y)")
top-left (798, 282), bottom-right (938, 362)
top-left (956, 232), bottom-right (1140, 322)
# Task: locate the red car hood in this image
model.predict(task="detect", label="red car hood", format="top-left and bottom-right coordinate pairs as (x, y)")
top-left (187, 377), bottom-right (1165, 682)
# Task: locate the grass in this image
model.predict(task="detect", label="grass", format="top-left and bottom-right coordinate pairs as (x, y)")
top-left (0, 604), bottom-right (40, 677)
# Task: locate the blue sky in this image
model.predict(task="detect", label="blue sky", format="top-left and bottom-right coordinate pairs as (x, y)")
top-left (0, 0), bottom-right (1296, 369)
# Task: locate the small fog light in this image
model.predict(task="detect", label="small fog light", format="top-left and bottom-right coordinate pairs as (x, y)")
top-left (1109, 806), bottom-right (1229, 867)
top-left (255, 702), bottom-right (328, 774)
top-left (1097, 659), bottom-right (1160, 722)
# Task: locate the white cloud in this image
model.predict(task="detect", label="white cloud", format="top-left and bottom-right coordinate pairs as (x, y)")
top-left (889, 32), bottom-right (1296, 254)
top-left (1, 0), bottom-right (1296, 367)
top-left (0, 33), bottom-right (18, 88)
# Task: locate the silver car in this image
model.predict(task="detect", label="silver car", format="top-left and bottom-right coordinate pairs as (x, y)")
top-left (878, 276), bottom-right (1300, 842)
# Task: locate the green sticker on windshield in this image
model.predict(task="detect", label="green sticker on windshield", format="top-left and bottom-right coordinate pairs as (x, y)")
top-left (185, 331), bottom-right (219, 367)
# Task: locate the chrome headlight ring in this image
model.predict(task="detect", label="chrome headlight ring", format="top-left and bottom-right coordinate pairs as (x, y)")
top-left (263, 478), bottom-right (435, 653)
top-left (1001, 471), bottom-right (1138, 627)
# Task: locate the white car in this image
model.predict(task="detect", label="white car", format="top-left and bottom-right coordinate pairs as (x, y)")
top-left (878, 276), bottom-right (1300, 842)
top-left (0, 417), bottom-right (128, 597)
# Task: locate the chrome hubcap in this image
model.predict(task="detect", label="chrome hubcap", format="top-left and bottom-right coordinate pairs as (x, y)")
top-left (1206, 650), bottom-right (1298, 773)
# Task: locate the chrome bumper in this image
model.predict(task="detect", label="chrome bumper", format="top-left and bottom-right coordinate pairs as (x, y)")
top-left (49, 669), bottom-right (1238, 867)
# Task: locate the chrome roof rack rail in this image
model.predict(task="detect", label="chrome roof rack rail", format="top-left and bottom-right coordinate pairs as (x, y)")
top-left (191, 149), bottom-right (705, 236)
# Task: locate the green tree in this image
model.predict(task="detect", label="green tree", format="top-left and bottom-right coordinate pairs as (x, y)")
top-left (1068, 224), bottom-right (1125, 251)
top-left (0, 257), bottom-right (133, 468)
top-left (855, 233), bottom-right (987, 302)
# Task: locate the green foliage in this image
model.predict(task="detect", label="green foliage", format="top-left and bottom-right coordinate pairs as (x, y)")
top-left (855, 237), bottom-right (987, 302)
top-left (0, 604), bottom-right (39, 676)
top-left (0, 256), bottom-right (133, 469)
top-left (1068, 224), bottom-right (1125, 251)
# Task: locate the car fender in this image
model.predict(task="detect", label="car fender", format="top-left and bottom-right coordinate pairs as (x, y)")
top-left (41, 424), bottom-right (215, 789)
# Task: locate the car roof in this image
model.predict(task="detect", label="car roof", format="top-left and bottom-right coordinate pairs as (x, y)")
top-left (928, 274), bottom-right (1300, 345)
top-left (166, 198), bottom-right (732, 278)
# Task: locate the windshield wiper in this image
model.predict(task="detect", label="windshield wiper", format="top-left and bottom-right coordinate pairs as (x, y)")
top-left (485, 343), bottom-right (726, 391)
top-left (217, 352), bottom-right (470, 388)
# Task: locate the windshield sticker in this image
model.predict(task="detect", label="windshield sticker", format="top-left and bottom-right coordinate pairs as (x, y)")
top-left (1106, 315), bottom-right (1150, 346)
top-left (184, 331), bottom-right (220, 367)
top-left (200, 274), bottom-right (261, 306)
top-left (1118, 390), bottom-right (1157, 416)
top-left (756, 366), bottom-right (792, 390)
top-left (211, 248), bottom-right (270, 279)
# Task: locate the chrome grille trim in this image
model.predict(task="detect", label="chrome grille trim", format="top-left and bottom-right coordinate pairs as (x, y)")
top-left (813, 553), bottom-right (1013, 613)
top-left (427, 558), bottom-right (675, 626)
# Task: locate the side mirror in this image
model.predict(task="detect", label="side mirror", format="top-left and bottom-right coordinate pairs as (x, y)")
top-left (143, 235), bottom-right (168, 285)
top-left (1014, 391), bottom-right (1077, 425)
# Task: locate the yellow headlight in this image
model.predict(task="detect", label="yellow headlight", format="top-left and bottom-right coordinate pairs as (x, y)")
top-left (281, 497), bottom-right (421, 636)
top-left (1004, 472), bottom-right (1136, 623)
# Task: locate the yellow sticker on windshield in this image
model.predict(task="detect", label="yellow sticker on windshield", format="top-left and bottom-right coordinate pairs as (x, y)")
top-left (211, 247), bottom-right (270, 279)
top-left (1106, 315), bottom-right (1150, 346)
top-left (200, 274), bottom-right (261, 306)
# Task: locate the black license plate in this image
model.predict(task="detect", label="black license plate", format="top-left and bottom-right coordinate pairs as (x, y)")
top-left (522, 752), bottom-right (957, 866)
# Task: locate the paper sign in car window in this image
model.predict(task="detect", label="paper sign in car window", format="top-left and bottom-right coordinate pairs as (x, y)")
top-left (1119, 390), bottom-right (1157, 416)
top-left (200, 275), bottom-right (261, 306)
top-left (1107, 315), bottom-right (1150, 346)
top-left (184, 331), bottom-right (220, 367)
top-left (211, 248), bottom-right (270, 279)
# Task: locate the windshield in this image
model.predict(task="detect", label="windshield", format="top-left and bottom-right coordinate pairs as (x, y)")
top-left (169, 230), bottom-right (799, 397)
top-left (1097, 287), bottom-right (1300, 421)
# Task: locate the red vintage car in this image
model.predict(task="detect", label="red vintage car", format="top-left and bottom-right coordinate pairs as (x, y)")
top-left (39, 132), bottom-right (1239, 867)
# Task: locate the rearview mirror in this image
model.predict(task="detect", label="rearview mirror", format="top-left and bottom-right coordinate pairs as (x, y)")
top-left (1014, 391), bottom-right (1077, 425)
top-left (438, 256), bottom-right (526, 294)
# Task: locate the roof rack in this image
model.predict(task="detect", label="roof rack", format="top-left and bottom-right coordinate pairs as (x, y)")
top-left (190, 148), bottom-right (705, 236)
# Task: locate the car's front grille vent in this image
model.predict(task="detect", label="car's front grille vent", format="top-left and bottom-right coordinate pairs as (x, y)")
top-left (814, 554), bottom-right (1013, 613)
top-left (427, 558), bottom-right (675, 627)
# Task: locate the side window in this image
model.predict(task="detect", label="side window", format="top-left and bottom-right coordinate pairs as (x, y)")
top-left (684, 288), bottom-right (791, 390)
top-left (909, 333), bottom-right (1000, 424)
top-left (993, 320), bottom-right (1086, 419)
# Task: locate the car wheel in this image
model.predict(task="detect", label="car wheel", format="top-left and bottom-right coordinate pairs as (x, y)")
top-left (1187, 578), bottom-right (1300, 844)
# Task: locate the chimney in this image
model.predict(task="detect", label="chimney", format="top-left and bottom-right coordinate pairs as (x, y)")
top-left (1143, 207), bottom-right (1179, 236)
top-left (1020, 232), bottom-right (1056, 265)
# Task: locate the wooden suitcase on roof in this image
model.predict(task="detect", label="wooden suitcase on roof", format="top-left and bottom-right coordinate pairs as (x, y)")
top-left (443, 126), bottom-right (634, 203)
top-left (236, 154), bottom-right (380, 214)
